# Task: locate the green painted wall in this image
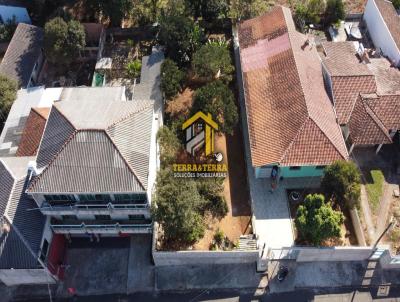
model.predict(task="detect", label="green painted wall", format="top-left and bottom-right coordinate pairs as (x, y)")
top-left (280, 166), bottom-right (324, 178)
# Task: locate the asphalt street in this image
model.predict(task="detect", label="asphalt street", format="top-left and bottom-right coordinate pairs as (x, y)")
top-left (22, 286), bottom-right (400, 302)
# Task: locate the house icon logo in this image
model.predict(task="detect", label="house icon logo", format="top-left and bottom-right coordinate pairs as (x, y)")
top-left (182, 111), bottom-right (218, 156)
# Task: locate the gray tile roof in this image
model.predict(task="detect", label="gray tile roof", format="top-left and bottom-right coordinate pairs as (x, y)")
top-left (133, 46), bottom-right (164, 114)
top-left (0, 161), bottom-right (14, 217)
top-left (29, 130), bottom-right (146, 193)
top-left (36, 107), bottom-right (75, 169)
top-left (29, 100), bottom-right (154, 193)
top-left (0, 158), bottom-right (46, 269)
top-left (0, 23), bottom-right (43, 87)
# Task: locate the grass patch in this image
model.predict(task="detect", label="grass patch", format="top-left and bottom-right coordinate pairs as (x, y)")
top-left (365, 169), bottom-right (384, 213)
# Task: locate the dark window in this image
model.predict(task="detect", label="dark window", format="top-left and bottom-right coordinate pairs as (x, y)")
top-left (316, 165), bottom-right (326, 170)
top-left (61, 215), bottom-right (77, 220)
top-left (289, 166), bottom-right (301, 170)
top-left (128, 215), bottom-right (145, 220)
top-left (95, 215), bottom-right (111, 221)
top-left (39, 239), bottom-right (49, 262)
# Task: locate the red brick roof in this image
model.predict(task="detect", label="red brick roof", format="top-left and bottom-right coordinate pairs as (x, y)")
top-left (374, 0), bottom-right (400, 52)
top-left (348, 95), bottom-right (392, 145)
top-left (366, 94), bottom-right (400, 130)
top-left (238, 6), bottom-right (348, 167)
top-left (331, 75), bottom-right (377, 125)
top-left (16, 107), bottom-right (50, 157)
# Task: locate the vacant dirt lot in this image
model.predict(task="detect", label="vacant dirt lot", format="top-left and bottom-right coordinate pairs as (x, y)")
top-left (194, 125), bottom-right (252, 250)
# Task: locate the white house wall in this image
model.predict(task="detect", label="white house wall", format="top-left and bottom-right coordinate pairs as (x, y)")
top-left (364, 0), bottom-right (400, 66)
top-left (146, 112), bottom-right (160, 206)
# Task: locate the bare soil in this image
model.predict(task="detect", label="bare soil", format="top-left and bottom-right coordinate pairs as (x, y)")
top-left (193, 127), bottom-right (252, 250)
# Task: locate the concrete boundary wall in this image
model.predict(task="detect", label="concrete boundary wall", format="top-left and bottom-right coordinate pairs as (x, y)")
top-left (152, 223), bottom-right (259, 266)
top-left (153, 250), bottom-right (259, 266)
top-left (296, 247), bottom-right (373, 262)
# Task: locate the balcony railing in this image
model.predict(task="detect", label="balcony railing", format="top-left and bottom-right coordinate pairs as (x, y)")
top-left (51, 219), bottom-right (153, 234)
top-left (41, 202), bottom-right (149, 212)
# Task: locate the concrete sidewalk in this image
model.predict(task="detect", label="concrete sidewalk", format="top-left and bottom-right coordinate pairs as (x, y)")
top-left (267, 259), bottom-right (400, 294)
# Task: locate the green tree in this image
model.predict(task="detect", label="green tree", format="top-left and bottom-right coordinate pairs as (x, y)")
top-left (126, 59), bottom-right (142, 80)
top-left (160, 59), bottom-right (185, 100)
top-left (157, 126), bottom-right (181, 166)
top-left (44, 17), bottom-right (85, 65)
top-left (201, 0), bottom-right (228, 21)
top-left (197, 178), bottom-right (228, 218)
top-left (393, 0), bottom-right (400, 9)
top-left (295, 194), bottom-right (344, 245)
top-left (158, 15), bottom-right (204, 65)
top-left (321, 160), bottom-right (361, 209)
top-left (186, 0), bottom-right (228, 21)
top-left (324, 0), bottom-right (345, 25)
top-left (295, 0), bottom-right (325, 25)
top-left (152, 169), bottom-right (206, 246)
top-left (0, 16), bottom-right (17, 43)
top-left (192, 81), bottom-right (238, 135)
top-left (86, 0), bottom-right (133, 26)
top-left (192, 43), bottom-right (234, 82)
top-left (229, 0), bottom-right (271, 21)
top-left (0, 75), bottom-right (17, 118)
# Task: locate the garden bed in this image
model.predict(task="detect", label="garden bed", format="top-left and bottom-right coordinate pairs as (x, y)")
top-left (287, 188), bottom-right (358, 246)
top-left (364, 168), bottom-right (385, 214)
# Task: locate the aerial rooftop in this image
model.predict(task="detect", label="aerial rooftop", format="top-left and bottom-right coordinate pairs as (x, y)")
top-left (0, 23), bottom-right (43, 87)
top-left (238, 6), bottom-right (348, 167)
top-left (29, 98), bottom-right (154, 193)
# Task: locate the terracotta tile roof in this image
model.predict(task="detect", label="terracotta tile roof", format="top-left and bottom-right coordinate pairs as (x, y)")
top-left (365, 94), bottom-right (400, 130)
top-left (238, 6), bottom-right (348, 167)
top-left (348, 95), bottom-right (392, 145)
top-left (331, 75), bottom-right (377, 124)
top-left (15, 107), bottom-right (50, 157)
top-left (322, 42), bottom-right (372, 77)
top-left (367, 58), bottom-right (400, 94)
top-left (373, 0), bottom-right (400, 51)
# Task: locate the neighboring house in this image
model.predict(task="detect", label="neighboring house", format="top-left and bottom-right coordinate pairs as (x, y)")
top-left (0, 5), bottom-right (30, 24)
top-left (0, 23), bottom-right (44, 87)
top-left (321, 41), bottom-right (400, 153)
top-left (26, 96), bottom-right (159, 236)
top-left (15, 107), bottom-right (50, 157)
top-left (364, 0), bottom-right (400, 66)
top-left (237, 6), bottom-right (348, 179)
top-left (0, 157), bottom-right (61, 286)
top-left (0, 86), bottom-right (126, 157)
top-left (0, 86), bottom-right (59, 157)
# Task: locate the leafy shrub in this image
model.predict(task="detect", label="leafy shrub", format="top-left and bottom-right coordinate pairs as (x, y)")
top-left (192, 43), bottom-right (234, 82)
top-left (321, 160), bottom-right (361, 209)
top-left (126, 59), bottom-right (142, 79)
top-left (0, 17), bottom-right (17, 43)
top-left (44, 17), bottom-right (85, 64)
top-left (160, 59), bottom-right (184, 100)
top-left (214, 229), bottom-right (224, 245)
top-left (158, 15), bottom-right (204, 66)
top-left (0, 75), bottom-right (17, 116)
top-left (192, 81), bottom-right (238, 135)
top-left (295, 194), bottom-right (344, 245)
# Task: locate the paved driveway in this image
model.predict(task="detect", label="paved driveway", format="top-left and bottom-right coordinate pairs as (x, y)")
top-left (61, 235), bottom-right (154, 297)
